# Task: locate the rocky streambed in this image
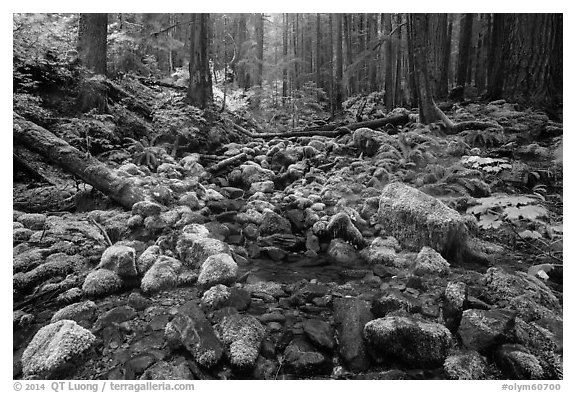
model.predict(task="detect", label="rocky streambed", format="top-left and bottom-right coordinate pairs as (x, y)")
top-left (13, 104), bottom-right (563, 380)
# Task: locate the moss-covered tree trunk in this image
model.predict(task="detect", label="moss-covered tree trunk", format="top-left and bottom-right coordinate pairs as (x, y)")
top-left (13, 114), bottom-right (146, 210)
top-left (188, 13), bottom-right (213, 109)
top-left (77, 13), bottom-right (108, 75)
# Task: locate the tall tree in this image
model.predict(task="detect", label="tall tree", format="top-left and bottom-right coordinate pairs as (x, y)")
top-left (367, 13), bottom-right (378, 92)
top-left (282, 13), bottom-right (288, 103)
top-left (486, 13), bottom-right (508, 101)
top-left (334, 13), bottom-right (343, 110)
top-left (187, 13), bottom-right (213, 109)
top-left (77, 13), bottom-right (108, 75)
top-left (383, 13), bottom-right (394, 109)
top-left (254, 13), bottom-right (264, 87)
top-left (456, 13), bottom-right (474, 87)
top-left (428, 14), bottom-right (449, 99)
top-left (409, 13), bottom-right (444, 124)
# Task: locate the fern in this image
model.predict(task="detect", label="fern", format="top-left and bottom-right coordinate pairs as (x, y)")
top-left (125, 137), bottom-right (165, 171)
top-left (467, 193), bottom-right (549, 230)
top-left (461, 155), bottom-right (512, 174)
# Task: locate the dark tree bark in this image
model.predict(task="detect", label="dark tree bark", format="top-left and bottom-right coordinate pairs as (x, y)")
top-left (474, 14), bottom-right (488, 94)
top-left (77, 13), bottom-right (108, 75)
top-left (334, 13), bottom-right (344, 110)
top-left (343, 14), bottom-right (354, 95)
top-left (14, 114), bottom-right (145, 210)
top-left (384, 13), bottom-right (394, 109)
top-left (486, 13), bottom-right (508, 101)
top-left (367, 13), bottom-right (378, 91)
top-left (282, 13), bottom-right (288, 104)
top-left (394, 14), bottom-right (404, 108)
top-left (456, 13), bottom-right (474, 87)
top-left (429, 14), bottom-right (449, 99)
top-left (443, 15), bottom-right (454, 95)
top-left (187, 13), bottom-right (213, 109)
top-left (233, 14), bottom-right (250, 89)
top-left (410, 14), bottom-right (444, 124)
top-left (293, 14), bottom-right (300, 90)
top-left (254, 13), bottom-right (264, 87)
top-left (316, 14), bottom-right (323, 91)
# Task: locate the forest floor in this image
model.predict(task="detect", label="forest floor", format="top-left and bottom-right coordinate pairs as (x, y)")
top-left (13, 74), bottom-right (563, 380)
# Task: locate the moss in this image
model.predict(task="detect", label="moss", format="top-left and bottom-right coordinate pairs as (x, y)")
top-left (22, 320), bottom-right (95, 378)
top-left (378, 183), bottom-right (468, 262)
top-left (216, 313), bottom-right (265, 370)
top-left (140, 256), bottom-right (182, 295)
top-left (176, 233), bottom-right (229, 269)
top-left (98, 244), bottom-right (137, 278)
top-left (414, 246), bottom-right (451, 276)
top-left (325, 212), bottom-right (366, 248)
top-left (443, 350), bottom-right (487, 379)
top-left (197, 253), bottom-right (238, 289)
top-left (82, 268), bottom-right (123, 297)
top-left (13, 253), bottom-right (80, 293)
top-left (136, 245), bottom-right (161, 275)
top-left (51, 300), bottom-right (97, 325)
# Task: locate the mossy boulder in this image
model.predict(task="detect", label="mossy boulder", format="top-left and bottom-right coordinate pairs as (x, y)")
top-left (364, 316), bottom-right (453, 367)
top-left (176, 233), bottom-right (230, 269)
top-left (141, 256), bottom-right (183, 295)
top-left (215, 311), bottom-right (265, 370)
top-left (82, 268), bottom-right (123, 297)
top-left (378, 182), bottom-right (468, 262)
top-left (197, 253), bottom-right (238, 289)
top-left (22, 320), bottom-right (95, 378)
top-left (98, 244), bottom-right (137, 279)
top-left (50, 300), bottom-right (97, 328)
top-left (443, 350), bottom-right (488, 380)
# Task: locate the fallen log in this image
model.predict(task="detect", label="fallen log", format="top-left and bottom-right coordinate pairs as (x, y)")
top-left (13, 113), bottom-right (146, 210)
top-left (206, 152), bottom-right (247, 173)
top-left (135, 76), bottom-right (188, 92)
top-left (236, 113), bottom-right (410, 139)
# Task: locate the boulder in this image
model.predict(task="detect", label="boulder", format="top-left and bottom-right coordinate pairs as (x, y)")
top-left (378, 182), bottom-right (468, 262)
top-left (324, 212), bottom-right (366, 248)
top-left (98, 245), bottom-right (137, 279)
top-left (442, 281), bottom-right (467, 332)
top-left (215, 311), bottom-right (266, 370)
top-left (413, 246), bottom-right (451, 276)
top-left (364, 316), bottom-right (453, 367)
top-left (371, 289), bottom-right (421, 317)
top-left (239, 163), bottom-right (275, 186)
top-left (303, 319), bottom-right (335, 351)
top-left (361, 237), bottom-right (399, 266)
top-left (201, 284), bottom-right (232, 309)
top-left (333, 297), bottom-right (373, 372)
top-left (22, 320), bottom-right (95, 378)
top-left (443, 350), bottom-right (488, 380)
top-left (284, 337), bottom-right (332, 376)
top-left (17, 213), bottom-right (46, 230)
top-left (458, 308), bottom-right (516, 352)
top-left (131, 200), bottom-right (162, 218)
top-left (136, 245), bottom-right (161, 275)
top-left (141, 256), bottom-right (183, 295)
top-left (197, 253), bottom-right (238, 289)
top-left (495, 344), bottom-right (545, 380)
top-left (165, 301), bottom-right (223, 368)
top-left (328, 239), bottom-right (361, 267)
top-left (139, 359), bottom-right (194, 380)
top-left (176, 233), bottom-right (230, 269)
top-left (352, 127), bottom-right (385, 156)
top-left (50, 300), bottom-right (97, 328)
top-left (259, 209), bottom-right (292, 236)
top-left (82, 269), bottom-right (123, 297)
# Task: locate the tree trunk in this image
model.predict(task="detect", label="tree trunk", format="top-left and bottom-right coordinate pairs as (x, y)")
top-left (13, 114), bottom-right (145, 210)
top-left (254, 13), bottom-right (264, 87)
top-left (456, 13), bottom-right (474, 87)
top-left (474, 14), bottom-right (488, 94)
top-left (410, 14), bottom-right (444, 124)
top-left (187, 13), bottom-right (213, 109)
top-left (443, 15), bottom-right (453, 95)
top-left (334, 13), bottom-right (344, 110)
top-left (429, 14), bottom-right (449, 99)
top-left (316, 14), bottom-right (323, 92)
top-left (343, 14), bottom-right (354, 96)
top-left (77, 13), bottom-right (108, 75)
top-left (394, 14), bottom-right (404, 108)
top-left (486, 13), bottom-right (507, 101)
top-left (282, 13), bottom-right (288, 104)
top-left (384, 14), bottom-right (394, 110)
top-left (367, 13), bottom-right (378, 92)
top-left (234, 14), bottom-right (250, 90)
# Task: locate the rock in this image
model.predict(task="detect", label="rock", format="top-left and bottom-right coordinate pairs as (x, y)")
top-left (201, 284), bottom-right (231, 309)
top-left (371, 289), bottom-right (421, 317)
top-left (215, 312), bottom-right (265, 370)
top-left (324, 212), bottom-right (366, 248)
top-left (443, 350), bottom-right (488, 379)
top-left (165, 301), bottom-right (223, 368)
top-left (259, 209), bottom-right (292, 236)
top-left (364, 316), bottom-right (453, 367)
top-left (132, 201), bottom-right (162, 218)
top-left (303, 319), bottom-right (335, 351)
top-left (176, 233), bottom-right (230, 269)
top-left (197, 253), bottom-right (238, 289)
top-left (327, 239), bottom-right (361, 267)
top-left (240, 163), bottom-right (275, 186)
top-left (414, 246), bottom-right (450, 276)
top-left (362, 237), bottom-right (398, 266)
top-left (263, 246), bottom-right (287, 261)
top-left (22, 320), bottom-right (95, 378)
top-left (51, 300), bottom-right (97, 328)
top-left (13, 253), bottom-right (82, 293)
top-left (17, 213), bottom-right (46, 230)
top-left (82, 269), bottom-right (123, 297)
top-left (353, 127), bottom-right (385, 156)
top-left (139, 359), bottom-right (194, 380)
top-left (458, 308), bottom-right (516, 352)
top-left (333, 297), bottom-right (373, 372)
top-left (482, 267), bottom-right (561, 320)
top-left (249, 181), bottom-right (275, 194)
top-left (13, 228), bottom-right (33, 243)
top-left (244, 281), bottom-right (286, 298)
top-left (136, 245), bottom-right (161, 275)
top-left (93, 306), bottom-right (137, 331)
top-left (128, 292), bottom-right (151, 311)
top-left (495, 344), bottom-right (545, 379)
top-left (443, 281), bottom-right (467, 332)
top-left (141, 256), bottom-right (183, 295)
top-left (98, 245), bottom-right (137, 279)
top-left (284, 337), bottom-right (332, 376)
top-left (144, 215), bottom-right (167, 232)
top-left (305, 232), bottom-right (320, 253)
top-left (378, 182), bottom-right (468, 262)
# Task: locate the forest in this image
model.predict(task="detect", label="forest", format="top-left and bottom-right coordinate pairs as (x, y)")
top-left (13, 13), bottom-right (562, 381)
